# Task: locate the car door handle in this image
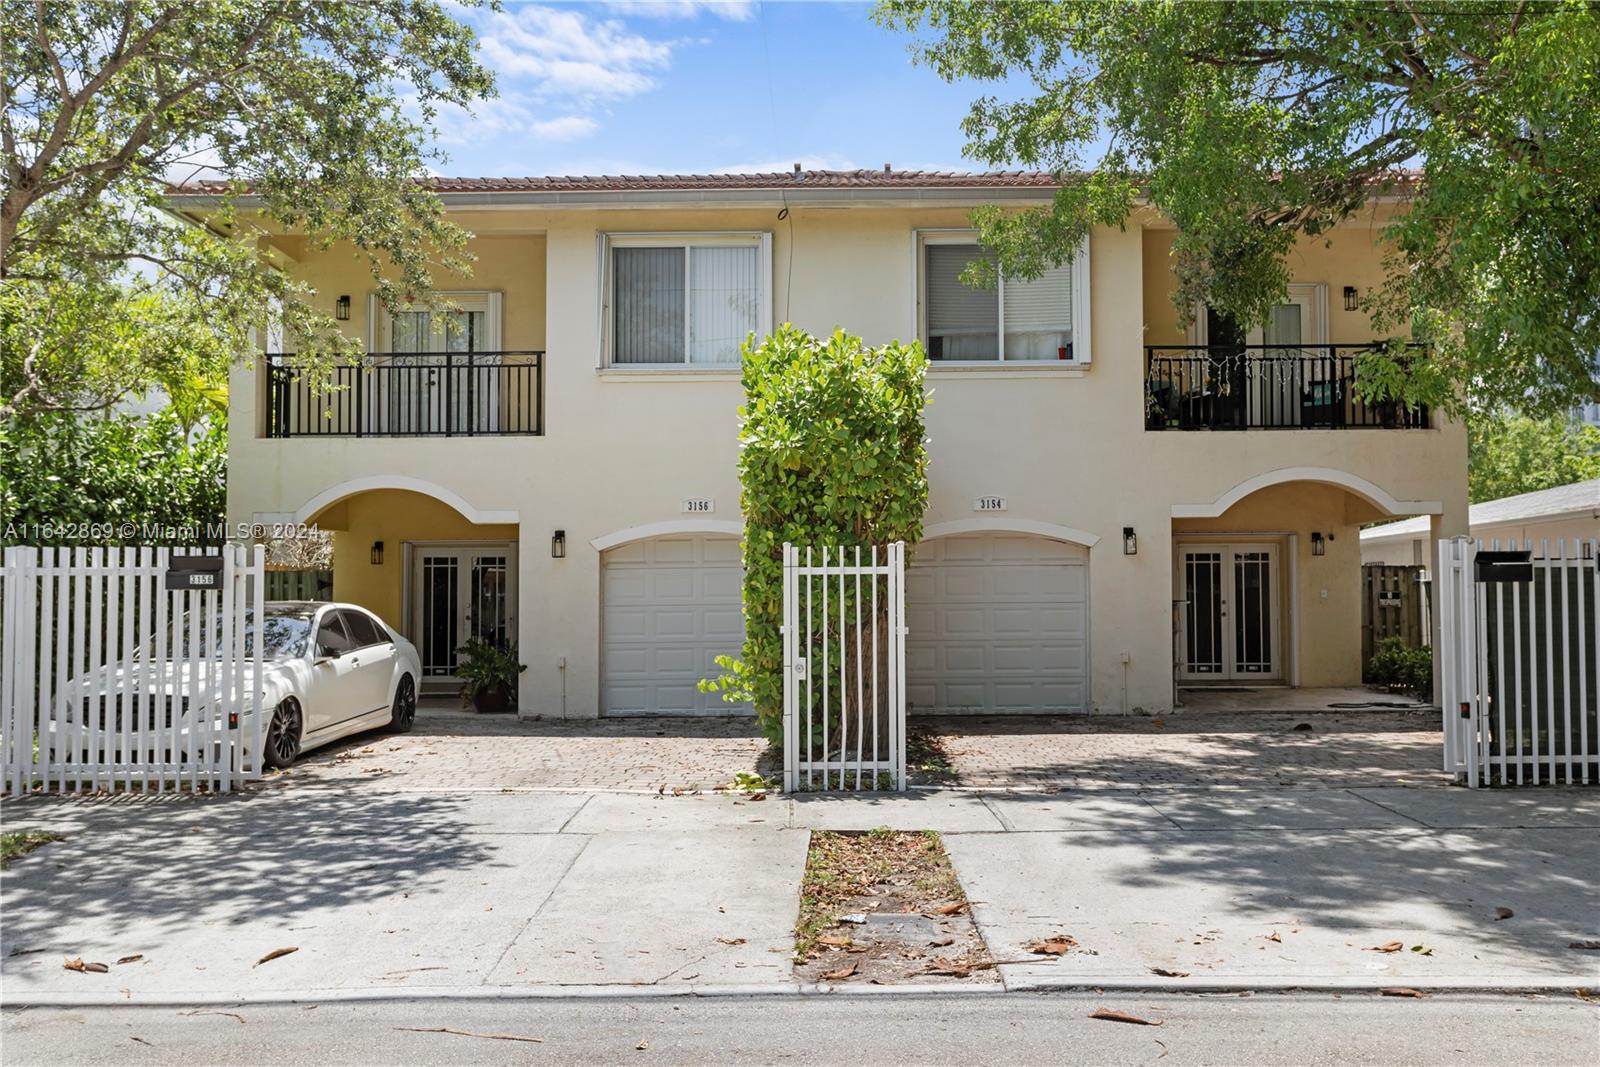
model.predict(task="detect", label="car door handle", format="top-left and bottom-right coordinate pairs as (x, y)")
top-left (351, 657), bottom-right (361, 667)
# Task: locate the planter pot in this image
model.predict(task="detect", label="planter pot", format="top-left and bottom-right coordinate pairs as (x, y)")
top-left (469, 684), bottom-right (514, 714)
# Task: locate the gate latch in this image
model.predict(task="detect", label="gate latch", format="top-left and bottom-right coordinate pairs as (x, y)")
top-left (793, 657), bottom-right (809, 679)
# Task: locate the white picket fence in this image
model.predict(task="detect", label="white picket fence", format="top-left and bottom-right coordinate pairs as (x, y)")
top-left (782, 543), bottom-right (908, 791)
top-left (0, 544), bottom-right (266, 795)
top-left (1439, 537), bottom-right (1599, 787)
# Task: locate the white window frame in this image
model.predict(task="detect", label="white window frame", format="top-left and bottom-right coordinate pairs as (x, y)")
top-left (367, 291), bottom-right (504, 353)
top-left (598, 231), bottom-right (773, 369)
top-left (912, 228), bottom-right (1092, 365)
top-left (1187, 283), bottom-right (1328, 346)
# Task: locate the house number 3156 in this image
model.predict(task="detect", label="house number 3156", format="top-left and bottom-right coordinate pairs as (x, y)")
top-left (681, 498), bottom-right (715, 514)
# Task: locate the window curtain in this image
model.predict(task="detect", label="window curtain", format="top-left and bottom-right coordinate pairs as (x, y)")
top-left (614, 247), bottom-right (686, 364)
top-left (1002, 265), bottom-right (1073, 360)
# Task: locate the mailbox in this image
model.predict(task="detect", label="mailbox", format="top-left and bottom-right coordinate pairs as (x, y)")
top-left (1474, 550), bottom-right (1533, 584)
top-left (165, 554), bottom-right (224, 590)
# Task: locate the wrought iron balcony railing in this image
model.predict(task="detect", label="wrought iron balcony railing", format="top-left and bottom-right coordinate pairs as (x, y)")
top-left (265, 352), bottom-right (544, 438)
top-left (1144, 344), bottom-right (1430, 431)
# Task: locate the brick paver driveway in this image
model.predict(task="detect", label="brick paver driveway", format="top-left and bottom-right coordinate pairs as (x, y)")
top-left (914, 709), bottom-right (1449, 790)
top-left (263, 707), bottom-right (1447, 793)
top-left (264, 712), bottom-right (777, 794)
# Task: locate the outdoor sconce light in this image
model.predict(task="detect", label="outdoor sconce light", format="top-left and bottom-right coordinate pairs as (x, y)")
top-left (336, 294), bottom-right (351, 321)
top-left (552, 530), bottom-right (566, 559)
top-left (1123, 526), bottom-right (1137, 555)
top-left (370, 540), bottom-right (384, 565)
top-left (1343, 286), bottom-right (1359, 312)
top-left (1311, 532), bottom-right (1326, 556)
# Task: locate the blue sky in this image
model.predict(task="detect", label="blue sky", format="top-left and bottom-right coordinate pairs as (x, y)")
top-left (425, 1), bottom-right (1001, 176)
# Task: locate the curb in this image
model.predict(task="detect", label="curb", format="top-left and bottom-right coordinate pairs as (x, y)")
top-left (5, 976), bottom-right (1593, 1010)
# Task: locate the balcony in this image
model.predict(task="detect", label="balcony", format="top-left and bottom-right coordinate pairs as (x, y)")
top-left (265, 352), bottom-right (544, 438)
top-left (1144, 344), bottom-right (1430, 431)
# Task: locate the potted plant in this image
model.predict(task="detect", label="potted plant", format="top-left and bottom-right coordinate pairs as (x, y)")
top-left (455, 638), bottom-right (526, 713)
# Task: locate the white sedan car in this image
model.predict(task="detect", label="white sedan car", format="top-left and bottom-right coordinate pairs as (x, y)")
top-left (58, 601), bottom-right (422, 770)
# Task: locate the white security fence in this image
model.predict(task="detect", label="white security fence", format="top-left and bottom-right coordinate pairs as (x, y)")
top-left (782, 543), bottom-right (908, 791)
top-left (1439, 537), bottom-right (1598, 787)
top-left (1, 545), bottom-right (266, 795)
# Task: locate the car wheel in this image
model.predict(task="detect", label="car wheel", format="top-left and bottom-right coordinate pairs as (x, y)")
top-left (264, 699), bottom-right (303, 769)
top-left (389, 674), bottom-right (417, 733)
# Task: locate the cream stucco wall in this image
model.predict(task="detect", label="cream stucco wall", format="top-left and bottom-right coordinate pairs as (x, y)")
top-left (227, 198), bottom-right (1469, 716)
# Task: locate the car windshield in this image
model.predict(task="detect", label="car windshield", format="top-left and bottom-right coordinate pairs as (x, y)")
top-left (145, 609), bottom-right (315, 662)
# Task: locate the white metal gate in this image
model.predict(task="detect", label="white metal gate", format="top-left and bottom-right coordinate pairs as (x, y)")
top-left (1, 544), bottom-right (266, 795)
top-left (1439, 537), bottom-right (1598, 787)
top-left (782, 543), bottom-right (907, 791)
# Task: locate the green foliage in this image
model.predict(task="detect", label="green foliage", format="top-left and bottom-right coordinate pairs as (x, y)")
top-left (1467, 410), bottom-right (1600, 503)
top-left (2, 0), bottom-right (496, 420)
top-left (1366, 637), bottom-right (1433, 698)
top-left (0, 410), bottom-right (226, 544)
top-left (701, 327), bottom-right (930, 745)
top-left (875, 0), bottom-right (1600, 415)
top-left (454, 638), bottom-right (527, 699)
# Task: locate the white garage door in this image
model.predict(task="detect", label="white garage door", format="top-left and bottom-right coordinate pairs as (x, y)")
top-left (602, 535), bottom-right (747, 716)
top-left (906, 534), bottom-right (1089, 714)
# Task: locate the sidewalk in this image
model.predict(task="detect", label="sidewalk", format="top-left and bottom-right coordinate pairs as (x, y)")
top-left (2, 786), bottom-right (1596, 1005)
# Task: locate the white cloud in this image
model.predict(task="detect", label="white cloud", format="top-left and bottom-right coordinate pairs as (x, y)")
top-left (479, 5), bottom-right (676, 100)
top-left (530, 115), bottom-right (600, 141)
top-left (601, 1), bottom-right (755, 20)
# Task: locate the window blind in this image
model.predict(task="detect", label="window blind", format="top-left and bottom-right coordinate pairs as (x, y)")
top-left (614, 247), bottom-right (686, 364)
top-left (925, 244), bottom-right (998, 360)
top-left (688, 246), bottom-right (758, 364)
top-left (1002, 265), bottom-right (1073, 360)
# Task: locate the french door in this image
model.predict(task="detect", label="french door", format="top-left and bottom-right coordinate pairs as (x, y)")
top-left (1178, 543), bottom-right (1281, 681)
top-left (409, 544), bottom-right (517, 686)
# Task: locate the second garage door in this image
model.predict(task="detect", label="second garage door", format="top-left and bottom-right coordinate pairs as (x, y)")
top-left (906, 534), bottom-right (1089, 714)
top-left (601, 535), bottom-right (747, 715)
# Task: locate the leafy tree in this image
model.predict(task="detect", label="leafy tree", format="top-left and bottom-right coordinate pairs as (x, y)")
top-left (876, 0), bottom-right (1600, 415)
top-left (703, 327), bottom-right (929, 747)
top-left (0, 409), bottom-right (227, 545)
top-left (1467, 409), bottom-right (1600, 502)
top-left (1, 0), bottom-right (495, 420)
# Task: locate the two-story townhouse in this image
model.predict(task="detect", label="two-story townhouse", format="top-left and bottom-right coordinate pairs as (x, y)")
top-left (167, 169), bottom-right (1468, 721)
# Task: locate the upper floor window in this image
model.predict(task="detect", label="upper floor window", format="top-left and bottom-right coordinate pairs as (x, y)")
top-left (916, 231), bottom-right (1090, 363)
top-left (602, 233), bottom-right (772, 366)
top-left (369, 291), bottom-right (503, 353)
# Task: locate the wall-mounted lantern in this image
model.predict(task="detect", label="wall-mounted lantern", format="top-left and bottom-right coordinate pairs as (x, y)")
top-left (336, 295), bottom-right (352, 321)
top-left (552, 530), bottom-right (566, 559)
top-left (1311, 532), bottom-right (1326, 556)
top-left (1122, 526), bottom-right (1137, 555)
top-left (370, 540), bottom-right (385, 565)
top-left (1343, 286), bottom-right (1359, 312)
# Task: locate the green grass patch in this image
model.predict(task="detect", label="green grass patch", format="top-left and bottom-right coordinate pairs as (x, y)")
top-left (1, 830), bottom-right (64, 869)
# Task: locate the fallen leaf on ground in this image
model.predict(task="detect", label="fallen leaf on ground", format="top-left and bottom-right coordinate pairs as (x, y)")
top-left (180, 1009), bottom-right (245, 1023)
top-left (927, 901), bottom-right (967, 916)
top-left (747, 792), bottom-right (767, 801)
top-left (1090, 1008), bottom-right (1162, 1026)
top-left (1025, 937), bottom-right (1078, 956)
top-left (928, 936), bottom-right (954, 947)
top-left (925, 957), bottom-right (995, 977)
top-left (818, 935), bottom-right (852, 948)
top-left (1568, 940), bottom-right (1600, 950)
top-left (1263, 931), bottom-right (1282, 943)
top-left (636, 1041), bottom-right (649, 1050)
top-left (1410, 944), bottom-right (1434, 956)
top-left (1494, 907), bottom-right (1514, 920)
top-left (715, 937), bottom-right (746, 946)
top-left (396, 1027), bottom-right (543, 1044)
top-left (1380, 987), bottom-right (1428, 998)
top-left (1368, 941), bottom-right (1404, 953)
top-left (63, 957), bottom-right (108, 973)
top-left (116, 955), bottom-right (144, 965)
top-left (821, 961), bottom-right (858, 981)
top-left (1150, 967), bottom-right (1190, 978)
top-left (254, 947), bottom-right (299, 967)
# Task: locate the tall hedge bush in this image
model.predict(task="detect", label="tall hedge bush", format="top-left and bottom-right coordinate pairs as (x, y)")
top-left (702, 326), bottom-right (929, 745)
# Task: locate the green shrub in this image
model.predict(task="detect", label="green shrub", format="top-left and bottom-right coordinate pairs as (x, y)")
top-left (1366, 637), bottom-right (1433, 698)
top-left (701, 326), bottom-right (929, 745)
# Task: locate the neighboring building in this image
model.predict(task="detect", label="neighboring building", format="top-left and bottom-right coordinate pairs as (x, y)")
top-left (1574, 401), bottom-right (1600, 428)
top-left (1362, 478), bottom-right (1600, 567)
top-left (169, 170), bottom-right (1468, 717)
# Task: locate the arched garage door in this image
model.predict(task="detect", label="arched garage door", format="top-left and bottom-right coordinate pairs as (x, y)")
top-left (907, 534), bottom-right (1089, 714)
top-left (601, 535), bottom-right (747, 715)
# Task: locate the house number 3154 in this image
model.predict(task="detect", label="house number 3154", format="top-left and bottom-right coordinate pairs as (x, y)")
top-left (974, 496), bottom-right (1007, 512)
